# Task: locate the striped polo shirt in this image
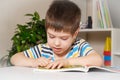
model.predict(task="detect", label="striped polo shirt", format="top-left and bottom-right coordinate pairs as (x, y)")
top-left (23, 39), bottom-right (94, 61)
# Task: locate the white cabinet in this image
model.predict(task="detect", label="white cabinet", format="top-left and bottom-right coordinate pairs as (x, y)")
top-left (78, 0), bottom-right (120, 66)
top-left (78, 28), bottom-right (120, 66)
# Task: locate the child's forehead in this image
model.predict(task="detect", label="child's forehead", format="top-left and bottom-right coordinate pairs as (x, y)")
top-left (47, 28), bottom-right (72, 35)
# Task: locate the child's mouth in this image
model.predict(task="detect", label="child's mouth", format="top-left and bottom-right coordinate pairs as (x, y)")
top-left (53, 47), bottom-right (62, 52)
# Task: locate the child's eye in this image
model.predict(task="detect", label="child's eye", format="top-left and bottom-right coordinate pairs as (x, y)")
top-left (61, 37), bottom-right (68, 40)
top-left (49, 35), bottom-right (55, 38)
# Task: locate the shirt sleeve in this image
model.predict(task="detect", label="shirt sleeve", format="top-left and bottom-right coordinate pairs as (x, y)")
top-left (78, 39), bottom-right (95, 56)
top-left (23, 45), bottom-right (41, 59)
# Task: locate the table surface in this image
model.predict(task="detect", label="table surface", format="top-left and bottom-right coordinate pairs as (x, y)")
top-left (0, 66), bottom-right (120, 80)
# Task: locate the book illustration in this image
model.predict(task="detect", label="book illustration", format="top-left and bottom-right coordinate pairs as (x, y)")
top-left (33, 65), bottom-right (120, 73)
top-left (33, 65), bottom-right (88, 72)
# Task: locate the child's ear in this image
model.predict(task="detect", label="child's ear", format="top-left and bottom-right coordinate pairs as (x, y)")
top-left (72, 28), bottom-right (79, 40)
top-left (74, 28), bottom-right (80, 37)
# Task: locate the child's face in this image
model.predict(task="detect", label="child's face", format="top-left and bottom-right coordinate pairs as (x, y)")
top-left (47, 28), bottom-right (77, 56)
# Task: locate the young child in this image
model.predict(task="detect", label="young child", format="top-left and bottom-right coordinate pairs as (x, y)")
top-left (10, 0), bottom-right (103, 69)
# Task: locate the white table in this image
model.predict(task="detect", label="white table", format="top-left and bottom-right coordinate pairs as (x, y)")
top-left (0, 66), bottom-right (120, 80)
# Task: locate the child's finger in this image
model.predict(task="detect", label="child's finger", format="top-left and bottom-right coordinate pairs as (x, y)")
top-left (45, 63), bottom-right (53, 69)
top-left (57, 64), bottom-right (63, 69)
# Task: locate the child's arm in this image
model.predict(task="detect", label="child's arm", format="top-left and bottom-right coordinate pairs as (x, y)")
top-left (68, 52), bottom-right (103, 67)
top-left (10, 52), bottom-right (51, 67)
top-left (45, 52), bottom-right (103, 69)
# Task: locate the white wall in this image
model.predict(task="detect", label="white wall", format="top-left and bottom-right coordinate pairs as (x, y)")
top-left (0, 0), bottom-right (53, 58)
top-left (0, 0), bottom-right (87, 58)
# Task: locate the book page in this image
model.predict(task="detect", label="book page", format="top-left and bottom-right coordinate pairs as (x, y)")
top-left (88, 66), bottom-right (120, 73)
top-left (33, 65), bottom-right (120, 73)
top-left (33, 65), bottom-right (89, 72)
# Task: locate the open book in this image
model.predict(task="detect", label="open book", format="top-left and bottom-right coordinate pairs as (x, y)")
top-left (33, 65), bottom-right (120, 73)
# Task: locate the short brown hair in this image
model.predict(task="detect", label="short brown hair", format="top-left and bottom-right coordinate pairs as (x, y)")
top-left (45, 0), bottom-right (81, 34)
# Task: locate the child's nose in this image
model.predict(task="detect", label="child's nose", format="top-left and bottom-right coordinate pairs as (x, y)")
top-left (54, 39), bottom-right (60, 46)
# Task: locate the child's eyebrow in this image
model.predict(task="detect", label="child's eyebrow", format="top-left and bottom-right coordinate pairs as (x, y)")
top-left (47, 32), bottom-right (54, 36)
top-left (61, 36), bottom-right (69, 38)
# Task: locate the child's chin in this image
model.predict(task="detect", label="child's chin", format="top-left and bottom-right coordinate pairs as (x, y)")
top-left (53, 50), bottom-right (62, 54)
top-left (53, 50), bottom-right (61, 54)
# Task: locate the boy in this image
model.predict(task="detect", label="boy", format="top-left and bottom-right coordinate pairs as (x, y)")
top-left (11, 0), bottom-right (103, 69)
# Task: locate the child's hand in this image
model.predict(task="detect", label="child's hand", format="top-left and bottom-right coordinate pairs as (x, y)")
top-left (32, 57), bottom-right (51, 68)
top-left (45, 59), bottom-right (69, 69)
